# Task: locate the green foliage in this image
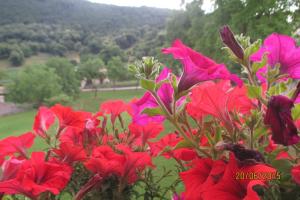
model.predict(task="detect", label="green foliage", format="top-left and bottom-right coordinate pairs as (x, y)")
top-left (6, 65), bottom-right (62, 106)
top-left (107, 56), bottom-right (128, 84)
top-left (78, 56), bottom-right (106, 86)
top-left (46, 57), bottom-right (80, 97)
top-left (0, 0), bottom-right (170, 63)
top-left (8, 48), bottom-right (24, 66)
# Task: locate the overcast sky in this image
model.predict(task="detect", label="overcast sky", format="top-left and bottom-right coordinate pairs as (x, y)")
top-left (88, 0), bottom-right (214, 11)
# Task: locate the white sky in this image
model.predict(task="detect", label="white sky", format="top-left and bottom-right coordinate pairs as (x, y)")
top-left (88, 0), bottom-right (214, 11)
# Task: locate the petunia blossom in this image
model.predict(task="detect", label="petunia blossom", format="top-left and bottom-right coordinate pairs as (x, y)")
top-left (250, 33), bottom-right (300, 83)
top-left (51, 104), bottom-right (88, 131)
top-left (186, 81), bottom-right (253, 132)
top-left (129, 122), bottom-right (163, 147)
top-left (201, 153), bottom-right (276, 200)
top-left (0, 152), bottom-right (72, 199)
top-left (0, 132), bottom-right (35, 160)
top-left (162, 39), bottom-right (242, 93)
top-left (291, 165), bottom-right (300, 185)
top-left (264, 95), bottom-right (300, 146)
top-left (33, 106), bottom-right (55, 138)
top-left (100, 100), bottom-right (128, 124)
top-left (131, 67), bottom-right (180, 125)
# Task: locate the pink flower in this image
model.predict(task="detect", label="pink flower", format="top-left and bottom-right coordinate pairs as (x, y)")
top-left (251, 33), bottom-right (300, 83)
top-left (131, 67), bottom-right (180, 125)
top-left (162, 39), bottom-right (242, 93)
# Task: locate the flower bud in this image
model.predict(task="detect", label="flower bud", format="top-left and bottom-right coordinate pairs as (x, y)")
top-left (220, 25), bottom-right (244, 60)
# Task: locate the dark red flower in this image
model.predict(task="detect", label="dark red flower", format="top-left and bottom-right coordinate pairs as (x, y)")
top-left (33, 106), bottom-right (55, 138)
top-left (0, 132), bottom-right (35, 160)
top-left (0, 152), bottom-right (72, 198)
top-left (162, 39), bottom-right (242, 93)
top-left (220, 25), bottom-right (244, 60)
top-left (100, 100), bottom-right (128, 124)
top-left (264, 95), bottom-right (300, 145)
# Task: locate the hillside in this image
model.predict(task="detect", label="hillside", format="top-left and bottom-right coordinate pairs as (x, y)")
top-left (0, 0), bottom-right (170, 35)
top-left (0, 0), bottom-right (171, 67)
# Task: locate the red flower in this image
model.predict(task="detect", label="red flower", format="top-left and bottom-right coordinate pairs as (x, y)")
top-left (129, 122), bottom-right (163, 146)
top-left (0, 152), bottom-right (72, 198)
top-left (187, 81), bottom-right (253, 129)
top-left (84, 146), bottom-right (125, 178)
top-left (0, 132), bottom-right (35, 159)
top-left (201, 154), bottom-right (276, 200)
top-left (100, 100), bottom-right (128, 124)
top-left (59, 127), bottom-right (83, 146)
top-left (292, 165), bottom-right (300, 185)
top-left (85, 145), bottom-right (153, 184)
top-left (149, 133), bottom-right (197, 161)
top-left (51, 104), bottom-right (88, 131)
top-left (0, 158), bottom-right (24, 182)
top-left (52, 142), bottom-right (87, 165)
top-left (180, 158), bottom-right (226, 200)
top-left (162, 39), bottom-right (242, 93)
top-left (117, 145), bottom-right (154, 184)
top-left (33, 106), bottom-right (55, 138)
top-left (264, 95), bottom-right (300, 146)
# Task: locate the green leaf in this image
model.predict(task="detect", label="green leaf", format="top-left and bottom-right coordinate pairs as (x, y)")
top-left (173, 139), bottom-right (193, 150)
top-left (244, 39), bottom-right (261, 58)
top-left (246, 85), bottom-right (262, 99)
top-left (142, 107), bottom-right (164, 116)
top-left (253, 126), bottom-right (268, 140)
top-left (271, 159), bottom-right (292, 174)
top-left (140, 79), bottom-right (156, 91)
top-left (205, 132), bottom-right (214, 146)
top-left (292, 104), bottom-right (300, 120)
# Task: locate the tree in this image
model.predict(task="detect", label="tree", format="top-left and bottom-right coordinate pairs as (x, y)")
top-left (8, 49), bottom-right (24, 66)
top-left (107, 56), bottom-right (128, 87)
top-left (46, 57), bottom-right (80, 97)
top-left (7, 65), bottom-right (62, 106)
top-left (78, 56), bottom-right (106, 87)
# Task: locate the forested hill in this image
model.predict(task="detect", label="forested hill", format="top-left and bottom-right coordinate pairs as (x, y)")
top-left (0, 0), bottom-right (170, 35)
top-left (0, 0), bottom-right (172, 66)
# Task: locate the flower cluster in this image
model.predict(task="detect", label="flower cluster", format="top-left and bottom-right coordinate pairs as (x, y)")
top-left (2, 26), bottom-right (300, 200)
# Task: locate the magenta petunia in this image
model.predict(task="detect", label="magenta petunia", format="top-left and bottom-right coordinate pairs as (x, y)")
top-left (131, 67), bottom-right (179, 125)
top-left (162, 39), bottom-right (242, 93)
top-left (251, 33), bottom-right (300, 83)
